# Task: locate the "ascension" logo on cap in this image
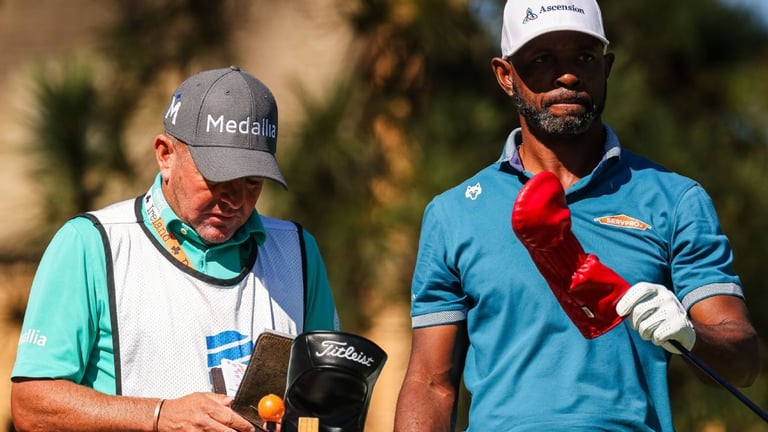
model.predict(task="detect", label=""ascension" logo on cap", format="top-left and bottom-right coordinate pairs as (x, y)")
top-left (523, 7), bottom-right (538, 23)
top-left (525, 4), bottom-right (588, 24)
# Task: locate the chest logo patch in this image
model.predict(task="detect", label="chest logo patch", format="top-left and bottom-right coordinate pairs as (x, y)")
top-left (594, 214), bottom-right (652, 231)
top-left (465, 182), bottom-right (482, 200)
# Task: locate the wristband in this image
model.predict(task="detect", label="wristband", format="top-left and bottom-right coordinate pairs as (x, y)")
top-left (153, 398), bottom-right (166, 432)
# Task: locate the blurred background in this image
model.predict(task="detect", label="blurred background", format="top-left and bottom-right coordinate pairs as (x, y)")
top-left (1, 0), bottom-right (768, 431)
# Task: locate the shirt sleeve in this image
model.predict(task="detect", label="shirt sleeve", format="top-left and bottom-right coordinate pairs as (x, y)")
top-left (671, 185), bottom-right (743, 309)
top-left (301, 229), bottom-right (340, 331)
top-left (410, 199), bottom-right (468, 328)
top-left (11, 216), bottom-right (109, 383)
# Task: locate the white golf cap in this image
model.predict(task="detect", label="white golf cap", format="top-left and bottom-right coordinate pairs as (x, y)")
top-left (500, 0), bottom-right (609, 58)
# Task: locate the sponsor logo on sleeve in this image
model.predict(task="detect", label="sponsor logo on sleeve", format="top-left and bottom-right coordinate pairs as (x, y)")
top-left (19, 328), bottom-right (47, 347)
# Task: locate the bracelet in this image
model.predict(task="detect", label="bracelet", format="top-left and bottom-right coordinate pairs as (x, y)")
top-left (153, 398), bottom-right (166, 432)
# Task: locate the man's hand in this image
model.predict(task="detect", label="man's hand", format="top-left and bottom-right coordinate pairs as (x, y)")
top-left (616, 282), bottom-right (696, 354)
top-left (159, 393), bottom-right (256, 432)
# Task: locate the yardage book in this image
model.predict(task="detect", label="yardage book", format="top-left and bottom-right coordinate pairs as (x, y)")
top-left (210, 330), bottom-right (294, 426)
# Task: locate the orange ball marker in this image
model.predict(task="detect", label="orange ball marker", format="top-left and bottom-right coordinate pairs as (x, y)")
top-left (258, 394), bottom-right (285, 431)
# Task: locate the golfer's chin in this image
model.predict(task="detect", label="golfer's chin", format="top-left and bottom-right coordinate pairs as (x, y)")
top-left (197, 225), bottom-right (237, 245)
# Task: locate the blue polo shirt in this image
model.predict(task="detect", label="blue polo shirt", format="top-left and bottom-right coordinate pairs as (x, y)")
top-left (411, 126), bottom-right (743, 431)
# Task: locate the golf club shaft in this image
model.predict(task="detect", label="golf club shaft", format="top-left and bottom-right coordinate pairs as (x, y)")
top-left (669, 340), bottom-right (768, 423)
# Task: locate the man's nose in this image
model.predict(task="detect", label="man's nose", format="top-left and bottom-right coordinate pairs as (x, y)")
top-left (215, 180), bottom-right (247, 208)
top-left (555, 72), bottom-right (581, 90)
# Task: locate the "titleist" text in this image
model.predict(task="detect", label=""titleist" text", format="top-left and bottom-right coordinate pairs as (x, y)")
top-left (315, 340), bottom-right (375, 366)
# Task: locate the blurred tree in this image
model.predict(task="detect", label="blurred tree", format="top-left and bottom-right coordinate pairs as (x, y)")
top-left (95, 0), bottom-right (243, 171)
top-left (273, 0), bottom-right (511, 332)
top-left (599, 1), bottom-right (768, 429)
top-left (25, 0), bottom-right (245, 251)
top-left (603, 0), bottom-right (768, 333)
top-left (28, 59), bottom-right (104, 242)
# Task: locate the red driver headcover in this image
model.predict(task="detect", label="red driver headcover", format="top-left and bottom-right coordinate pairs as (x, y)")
top-left (511, 171), bottom-right (630, 339)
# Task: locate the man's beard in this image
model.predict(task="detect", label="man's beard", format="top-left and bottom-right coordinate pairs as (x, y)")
top-left (512, 83), bottom-right (604, 136)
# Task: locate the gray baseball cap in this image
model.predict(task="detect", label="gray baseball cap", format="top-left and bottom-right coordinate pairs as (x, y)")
top-left (163, 65), bottom-right (287, 188)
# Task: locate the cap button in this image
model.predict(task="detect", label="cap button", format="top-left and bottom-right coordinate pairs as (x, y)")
top-left (230, 65), bottom-right (241, 71)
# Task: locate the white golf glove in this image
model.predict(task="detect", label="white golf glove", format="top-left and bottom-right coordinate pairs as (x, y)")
top-left (615, 282), bottom-right (695, 354)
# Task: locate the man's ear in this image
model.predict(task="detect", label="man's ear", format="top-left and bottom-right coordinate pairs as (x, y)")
top-left (491, 57), bottom-right (515, 96)
top-left (604, 52), bottom-right (615, 79)
top-left (154, 134), bottom-right (175, 180)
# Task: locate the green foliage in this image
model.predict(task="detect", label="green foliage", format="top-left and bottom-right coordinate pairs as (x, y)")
top-left (29, 60), bottom-right (96, 217)
top-left (23, 0), bottom-right (242, 254)
top-left (274, 0), bottom-right (513, 332)
top-left (26, 58), bottom-right (129, 244)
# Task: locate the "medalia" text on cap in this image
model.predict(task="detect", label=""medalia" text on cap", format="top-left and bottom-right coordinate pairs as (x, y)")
top-left (206, 114), bottom-right (276, 139)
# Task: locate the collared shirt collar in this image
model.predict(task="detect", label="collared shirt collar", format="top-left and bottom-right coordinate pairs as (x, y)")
top-left (497, 125), bottom-right (622, 172)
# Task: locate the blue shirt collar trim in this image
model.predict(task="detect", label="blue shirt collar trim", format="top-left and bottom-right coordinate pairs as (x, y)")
top-left (497, 125), bottom-right (622, 172)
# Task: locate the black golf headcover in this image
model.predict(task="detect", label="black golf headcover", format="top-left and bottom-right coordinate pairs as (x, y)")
top-left (281, 331), bottom-right (387, 432)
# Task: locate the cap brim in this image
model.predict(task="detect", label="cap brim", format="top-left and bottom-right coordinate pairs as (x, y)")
top-left (188, 145), bottom-right (288, 189)
top-left (504, 29), bottom-right (609, 58)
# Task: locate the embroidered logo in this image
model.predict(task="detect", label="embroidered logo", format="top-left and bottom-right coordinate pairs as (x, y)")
top-left (594, 214), bottom-right (652, 231)
top-left (165, 92), bottom-right (182, 125)
top-left (465, 182), bottom-right (482, 200)
top-left (525, 4), bottom-right (587, 25)
top-left (523, 8), bottom-right (538, 23)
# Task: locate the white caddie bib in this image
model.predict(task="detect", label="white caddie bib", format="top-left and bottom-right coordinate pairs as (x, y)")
top-left (88, 197), bottom-right (305, 397)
